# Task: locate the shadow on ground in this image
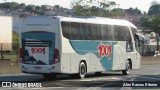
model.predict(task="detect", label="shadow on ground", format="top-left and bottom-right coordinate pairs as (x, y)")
top-left (0, 56), bottom-right (160, 74)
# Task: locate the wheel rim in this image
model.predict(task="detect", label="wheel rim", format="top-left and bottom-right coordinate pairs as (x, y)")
top-left (126, 63), bottom-right (130, 74)
top-left (79, 63), bottom-right (86, 79)
top-left (80, 64), bottom-right (85, 75)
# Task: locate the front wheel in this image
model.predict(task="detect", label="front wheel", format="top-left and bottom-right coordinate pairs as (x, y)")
top-left (122, 61), bottom-right (130, 75)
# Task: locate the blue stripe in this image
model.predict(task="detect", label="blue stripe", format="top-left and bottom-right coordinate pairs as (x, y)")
top-left (70, 40), bottom-right (117, 70)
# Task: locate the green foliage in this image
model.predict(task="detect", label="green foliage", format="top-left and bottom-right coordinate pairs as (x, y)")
top-left (148, 4), bottom-right (160, 15)
top-left (9, 32), bottom-right (20, 55)
top-left (18, 3), bottom-right (26, 10)
top-left (26, 5), bottom-right (36, 12)
top-left (0, 2), bottom-right (19, 9)
top-left (141, 15), bottom-right (160, 50)
top-left (126, 7), bottom-right (142, 16)
top-left (112, 8), bottom-right (125, 18)
top-left (13, 31), bottom-right (20, 44)
top-left (72, 0), bottom-right (125, 18)
top-left (0, 2), bottom-right (65, 16)
top-left (142, 15), bottom-right (160, 34)
top-left (99, 0), bottom-right (116, 10)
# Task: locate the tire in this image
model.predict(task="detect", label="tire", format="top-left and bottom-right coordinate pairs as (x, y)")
top-left (75, 62), bottom-right (86, 79)
top-left (95, 72), bottom-right (102, 76)
top-left (122, 61), bottom-right (130, 75)
top-left (43, 74), bottom-right (56, 79)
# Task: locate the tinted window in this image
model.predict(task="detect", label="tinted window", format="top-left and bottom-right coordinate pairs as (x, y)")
top-left (102, 24), bottom-right (113, 40)
top-left (125, 27), bottom-right (132, 42)
top-left (70, 22), bottom-right (80, 40)
top-left (114, 26), bottom-right (131, 41)
top-left (80, 23), bottom-right (92, 40)
top-left (131, 27), bottom-right (138, 41)
top-left (131, 27), bottom-right (141, 51)
top-left (61, 21), bottom-right (71, 39)
top-left (91, 24), bottom-right (102, 40)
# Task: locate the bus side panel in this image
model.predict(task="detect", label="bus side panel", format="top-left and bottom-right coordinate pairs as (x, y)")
top-left (70, 53), bottom-right (91, 73)
top-left (61, 37), bottom-right (77, 73)
top-left (125, 52), bottom-right (141, 69)
top-left (90, 53), bottom-right (104, 72)
top-left (69, 41), bottom-right (117, 71)
top-left (61, 53), bottom-right (91, 74)
top-left (112, 41), bottom-right (126, 70)
top-left (61, 53), bottom-right (71, 73)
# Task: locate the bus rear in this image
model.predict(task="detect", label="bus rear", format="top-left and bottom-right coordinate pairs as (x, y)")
top-left (20, 16), bottom-right (61, 74)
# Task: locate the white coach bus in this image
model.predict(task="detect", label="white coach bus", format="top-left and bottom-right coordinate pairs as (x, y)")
top-left (20, 16), bottom-right (141, 79)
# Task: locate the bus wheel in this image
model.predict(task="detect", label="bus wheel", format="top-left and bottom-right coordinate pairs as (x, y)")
top-left (95, 72), bottom-right (102, 76)
top-left (122, 61), bottom-right (130, 75)
top-left (78, 62), bottom-right (86, 79)
top-left (43, 74), bottom-right (56, 79)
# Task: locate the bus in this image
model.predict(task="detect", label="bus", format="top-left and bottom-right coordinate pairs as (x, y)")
top-left (20, 16), bottom-right (141, 79)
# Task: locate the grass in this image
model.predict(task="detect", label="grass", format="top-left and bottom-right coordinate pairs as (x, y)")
top-left (13, 31), bottom-right (20, 44)
top-left (1, 31), bottom-right (20, 61)
top-left (3, 54), bottom-right (19, 61)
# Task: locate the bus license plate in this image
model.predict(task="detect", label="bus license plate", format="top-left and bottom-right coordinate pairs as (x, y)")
top-left (35, 66), bottom-right (41, 70)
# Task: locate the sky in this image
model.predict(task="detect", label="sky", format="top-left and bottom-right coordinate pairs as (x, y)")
top-left (0, 0), bottom-right (160, 12)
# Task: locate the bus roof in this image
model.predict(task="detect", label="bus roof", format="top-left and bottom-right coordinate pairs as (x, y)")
top-left (57, 16), bottom-right (137, 29)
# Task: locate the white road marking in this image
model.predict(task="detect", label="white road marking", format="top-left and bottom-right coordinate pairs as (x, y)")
top-left (78, 77), bottom-right (122, 90)
top-left (138, 76), bottom-right (160, 80)
top-left (147, 68), bottom-right (160, 69)
top-left (32, 87), bottom-right (65, 89)
top-left (0, 87), bottom-right (65, 90)
top-left (80, 77), bottom-right (121, 81)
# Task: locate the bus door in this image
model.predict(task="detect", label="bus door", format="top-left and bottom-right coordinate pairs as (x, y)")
top-left (125, 29), bottom-right (141, 69)
top-left (135, 33), bottom-right (145, 55)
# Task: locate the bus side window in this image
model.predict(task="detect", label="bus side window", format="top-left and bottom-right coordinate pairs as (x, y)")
top-left (114, 26), bottom-right (133, 51)
top-left (61, 21), bottom-right (71, 39)
top-left (80, 23), bottom-right (92, 40)
top-left (126, 27), bottom-right (133, 52)
top-left (125, 27), bottom-right (132, 43)
top-left (102, 24), bottom-right (113, 41)
top-left (70, 22), bottom-right (80, 40)
top-left (131, 27), bottom-right (138, 45)
top-left (114, 26), bottom-right (128, 41)
top-left (91, 24), bottom-right (102, 40)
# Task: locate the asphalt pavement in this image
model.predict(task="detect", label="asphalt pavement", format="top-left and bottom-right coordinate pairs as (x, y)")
top-left (0, 65), bottom-right (160, 89)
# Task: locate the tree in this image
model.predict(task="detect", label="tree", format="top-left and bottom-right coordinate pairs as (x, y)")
top-left (26, 5), bottom-right (36, 12)
top-left (99, 0), bottom-right (116, 10)
top-left (141, 15), bottom-right (160, 51)
top-left (54, 5), bottom-right (60, 11)
top-left (0, 2), bottom-right (11, 9)
top-left (10, 2), bottom-right (19, 9)
top-left (151, 0), bottom-right (159, 6)
top-left (71, 0), bottom-right (124, 18)
top-left (19, 3), bottom-right (26, 10)
top-left (0, 2), bottom-right (19, 9)
top-left (148, 4), bottom-right (160, 15)
top-left (126, 7), bottom-right (142, 16)
top-left (35, 6), bottom-right (40, 11)
top-left (111, 8), bottom-right (125, 18)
